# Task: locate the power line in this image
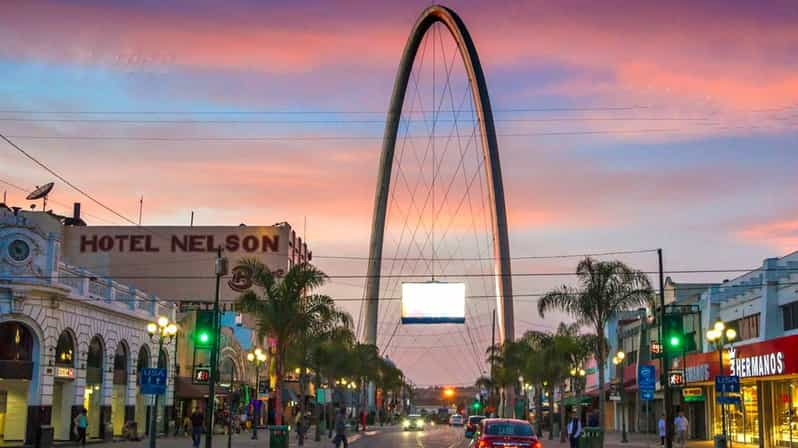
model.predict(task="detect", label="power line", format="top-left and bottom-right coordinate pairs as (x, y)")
top-left (6, 267), bottom-right (798, 281)
top-left (6, 124), bottom-right (796, 142)
top-left (313, 248), bottom-right (657, 261)
top-left (0, 133), bottom-right (139, 225)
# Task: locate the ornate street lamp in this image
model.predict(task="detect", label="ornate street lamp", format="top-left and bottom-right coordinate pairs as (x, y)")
top-left (612, 351), bottom-right (627, 444)
top-left (706, 321), bottom-right (737, 444)
top-left (246, 348), bottom-right (267, 440)
top-left (146, 316), bottom-right (177, 448)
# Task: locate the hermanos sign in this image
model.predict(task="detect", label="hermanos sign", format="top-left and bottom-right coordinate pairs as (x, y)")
top-left (729, 346), bottom-right (785, 378)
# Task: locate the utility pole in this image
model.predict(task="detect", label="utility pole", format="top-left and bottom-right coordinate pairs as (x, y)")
top-left (205, 248), bottom-right (226, 448)
top-left (659, 249), bottom-right (673, 448)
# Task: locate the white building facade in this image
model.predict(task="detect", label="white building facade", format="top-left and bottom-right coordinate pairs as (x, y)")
top-left (0, 207), bottom-right (175, 445)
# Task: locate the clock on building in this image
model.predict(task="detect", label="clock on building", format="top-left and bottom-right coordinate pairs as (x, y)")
top-left (8, 239), bottom-right (31, 262)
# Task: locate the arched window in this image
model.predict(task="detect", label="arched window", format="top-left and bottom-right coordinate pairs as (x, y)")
top-left (113, 342), bottom-right (128, 385)
top-left (136, 345), bottom-right (150, 385)
top-left (55, 330), bottom-right (75, 366)
top-left (86, 336), bottom-right (104, 384)
top-left (0, 322), bottom-right (34, 362)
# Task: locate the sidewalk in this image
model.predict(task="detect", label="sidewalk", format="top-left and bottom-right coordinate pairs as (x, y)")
top-left (56, 425), bottom-right (390, 448)
top-left (538, 431), bottom-right (715, 448)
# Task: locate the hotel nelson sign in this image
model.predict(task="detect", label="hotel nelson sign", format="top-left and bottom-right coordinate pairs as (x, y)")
top-left (62, 226), bottom-right (288, 300)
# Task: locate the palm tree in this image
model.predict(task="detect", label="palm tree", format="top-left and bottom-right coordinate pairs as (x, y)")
top-left (236, 260), bottom-right (342, 426)
top-left (288, 317), bottom-right (352, 444)
top-left (537, 257), bottom-right (652, 430)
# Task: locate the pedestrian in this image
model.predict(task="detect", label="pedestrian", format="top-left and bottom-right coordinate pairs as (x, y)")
top-left (332, 407), bottom-right (349, 448)
top-left (674, 411), bottom-right (689, 448)
top-left (75, 408), bottom-right (88, 446)
top-left (190, 407), bottom-right (205, 448)
top-left (183, 415), bottom-right (192, 437)
top-left (566, 411), bottom-right (582, 448)
top-left (658, 413), bottom-right (666, 446)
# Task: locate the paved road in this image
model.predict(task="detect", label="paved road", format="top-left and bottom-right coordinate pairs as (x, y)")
top-left (352, 425), bottom-right (471, 448)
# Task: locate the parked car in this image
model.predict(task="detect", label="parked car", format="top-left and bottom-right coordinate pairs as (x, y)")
top-left (449, 414), bottom-right (464, 426)
top-left (465, 415), bottom-right (485, 438)
top-left (469, 418), bottom-right (541, 448)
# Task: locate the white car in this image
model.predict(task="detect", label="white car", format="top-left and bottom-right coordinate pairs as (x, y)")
top-left (449, 414), bottom-right (464, 426)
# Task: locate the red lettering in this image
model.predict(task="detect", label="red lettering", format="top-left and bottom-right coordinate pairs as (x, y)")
top-left (189, 235), bottom-right (204, 252)
top-left (242, 235), bottom-right (258, 252)
top-left (80, 235), bottom-right (98, 252)
top-left (98, 236), bottom-right (113, 251)
top-left (130, 235), bottom-right (145, 252)
top-left (225, 235), bottom-right (240, 252)
top-left (172, 235), bottom-right (188, 252)
top-left (114, 235), bottom-right (129, 252)
top-left (144, 235), bottom-right (160, 252)
top-left (262, 235), bottom-right (279, 252)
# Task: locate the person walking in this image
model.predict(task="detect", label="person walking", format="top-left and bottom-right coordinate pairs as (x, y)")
top-left (332, 407), bottom-right (348, 448)
top-left (190, 407), bottom-right (205, 448)
top-left (75, 408), bottom-right (88, 446)
top-left (566, 411), bottom-right (582, 448)
top-left (658, 414), bottom-right (667, 446)
top-left (674, 411), bottom-right (689, 448)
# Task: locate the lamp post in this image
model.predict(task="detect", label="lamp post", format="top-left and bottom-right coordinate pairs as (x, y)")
top-left (146, 316), bottom-right (177, 448)
top-left (247, 348), bottom-right (267, 440)
top-left (612, 351), bottom-right (627, 444)
top-left (706, 321), bottom-right (737, 444)
top-left (569, 367), bottom-right (587, 414)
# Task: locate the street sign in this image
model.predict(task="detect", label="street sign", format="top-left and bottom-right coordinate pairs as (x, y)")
top-left (609, 382), bottom-right (621, 401)
top-left (140, 368), bottom-right (167, 395)
top-left (667, 369), bottom-right (685, 387)
top-left (717, 395), bottom-right (741, 405)
top-left (715, 375), bottom-right (740, 393)
top-left (638, 365), bottom-right (656, 397)
top-left (641, 391), bottom-right (654, 401)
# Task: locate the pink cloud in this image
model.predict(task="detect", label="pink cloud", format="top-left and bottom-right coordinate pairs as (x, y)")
top-left (736, 216), bottom-right (798, 252)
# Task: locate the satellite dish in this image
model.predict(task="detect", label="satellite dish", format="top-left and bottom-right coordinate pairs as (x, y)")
top-left (26, 182), bottom-right (54, 200)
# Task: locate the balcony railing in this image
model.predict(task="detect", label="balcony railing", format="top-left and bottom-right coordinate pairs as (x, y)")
top-left (56, 262), bottom-right (162, 317)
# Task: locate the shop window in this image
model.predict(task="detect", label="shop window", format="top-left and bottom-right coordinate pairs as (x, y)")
top-left (728, 314), bottom-right (760, 341)
top-left (782, 301), bottom-right (798, 331)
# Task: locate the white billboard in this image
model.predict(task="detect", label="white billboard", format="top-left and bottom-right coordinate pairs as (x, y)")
top-left (401, 282), bottom-right (465, 324)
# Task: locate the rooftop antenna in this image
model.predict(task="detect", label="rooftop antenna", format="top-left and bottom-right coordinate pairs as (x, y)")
top-left (26, 182), bottom-right (54, 212)
top-left (138, 195), bottom-right (143, 225)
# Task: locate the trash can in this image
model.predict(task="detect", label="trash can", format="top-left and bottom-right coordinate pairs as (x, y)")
top-left (714, 434), bottom-right (728, 448)
top-left (579, 427), bottom-right (604, 448)
top-left (35, 425), bottom-right (54, 448)
top-left (269, 425), bottom-right (290, 448)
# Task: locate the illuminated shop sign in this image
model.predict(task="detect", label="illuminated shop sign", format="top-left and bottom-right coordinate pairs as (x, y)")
top-left (728, 347), bottom-right (785, 378)
top-left (55, 367), bottom-right (75, 379)
top-left (685, 364), bottom-right (710, 383)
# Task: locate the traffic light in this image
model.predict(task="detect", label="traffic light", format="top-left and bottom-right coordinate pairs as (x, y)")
top-left (195, 310), bottom-right (214, 348)
top-left (472, 400), bottom-right (482, 411)
top-left (663, 313), bottom-right (683, 351)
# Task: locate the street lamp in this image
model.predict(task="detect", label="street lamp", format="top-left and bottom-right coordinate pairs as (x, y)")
top-left (612, 351), bottom-right (627, 444)
top-left (146, 317), bottom-right (177, 448)
top-left (706, 321), bottom-right (737, 444)
top-left (247, 348), bottom-right (267, 439)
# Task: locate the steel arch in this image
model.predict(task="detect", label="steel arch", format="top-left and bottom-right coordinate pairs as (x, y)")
top-left (364, 5), bottom-right (514, 344)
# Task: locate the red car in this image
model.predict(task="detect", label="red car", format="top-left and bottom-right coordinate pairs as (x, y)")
top-left (472, 418), bottom-right (542, 448)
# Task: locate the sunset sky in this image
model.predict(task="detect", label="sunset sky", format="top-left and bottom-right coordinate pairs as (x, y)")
top-left (1, 0), bottom-right (797, 385)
